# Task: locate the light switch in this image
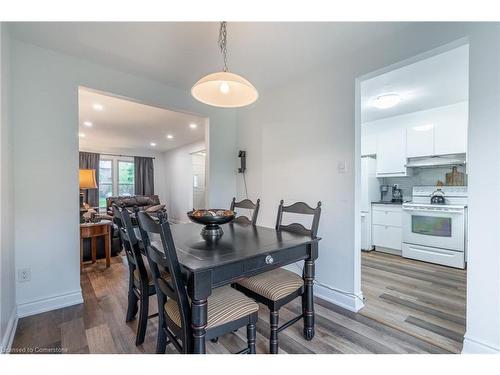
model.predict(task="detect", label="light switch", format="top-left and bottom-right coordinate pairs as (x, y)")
top-left (337, 160), bottom-right (347, 174)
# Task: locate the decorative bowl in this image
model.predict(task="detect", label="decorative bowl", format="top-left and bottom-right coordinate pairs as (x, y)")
top-left (187, 209), bottom-right (235, 238)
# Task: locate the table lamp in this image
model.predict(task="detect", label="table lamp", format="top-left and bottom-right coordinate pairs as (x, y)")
top-left (79, 169), bottom-right (97, 223)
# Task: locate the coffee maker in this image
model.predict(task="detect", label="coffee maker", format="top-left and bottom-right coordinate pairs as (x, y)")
top-left (391, 184), bottom-right (403, 203)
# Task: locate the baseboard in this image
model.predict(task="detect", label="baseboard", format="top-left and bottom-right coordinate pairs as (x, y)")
top-left (462, 335), bottom-right (500, 354)
top-left (16, 289), bottom-right (83, 318)
top-left (0, 307), bottom-right (18, 354)
top-left (315, 284), bottom-right (365, 312)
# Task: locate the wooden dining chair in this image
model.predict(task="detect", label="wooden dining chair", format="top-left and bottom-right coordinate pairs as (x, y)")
top-left (230, 197), bottom-right (260, 225)
top-left (136, 210), bottom-right (259, 354)
top-left (233, 200), bottom-right (322, 354)
top-left (112, 204), bottom-right (160, 346)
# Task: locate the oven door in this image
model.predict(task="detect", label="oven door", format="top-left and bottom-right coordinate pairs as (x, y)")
top-left (402, 206), bottom-right (465, 252)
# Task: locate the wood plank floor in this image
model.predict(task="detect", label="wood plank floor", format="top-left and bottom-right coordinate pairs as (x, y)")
top-left (12, 252), bottom-right (462, 354)
top-left (360, 251), bottom-right (466, 353)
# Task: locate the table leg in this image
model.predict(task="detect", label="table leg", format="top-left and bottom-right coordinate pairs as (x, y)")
top-left (105, 232), bottom-right (111, 268)
top-left (191, 298), bottom-right (208, 354)
top-left (302, 258), bottom-right (315, 340)
top-left (80, 237), bottom-right (84, 272)
top-left (91, 237), bottom-right (97, 264)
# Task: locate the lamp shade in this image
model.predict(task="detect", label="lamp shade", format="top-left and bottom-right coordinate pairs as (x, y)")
top-left (191, 71), bottom-right (258, 108)
top-left (79, 169), bottom-right (97, 189)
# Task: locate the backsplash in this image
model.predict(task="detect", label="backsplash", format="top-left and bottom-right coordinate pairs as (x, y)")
top-left (381, 165), bottom-right (467, 201)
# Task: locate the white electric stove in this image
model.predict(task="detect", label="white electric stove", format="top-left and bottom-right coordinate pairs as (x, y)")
top-left (402, 186), bottom-right (467, 269)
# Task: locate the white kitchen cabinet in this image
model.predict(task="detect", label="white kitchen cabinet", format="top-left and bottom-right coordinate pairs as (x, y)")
top-left (376, 126), bottom-right (408, 177)
top-left (406, 125), bottom-right (434, 158)
top-left (372, 204), bottom-right (402, 252)
top-left (434, 113), bottom-right (468, 155)
top-left (361, 132), bottom-right (377, 156)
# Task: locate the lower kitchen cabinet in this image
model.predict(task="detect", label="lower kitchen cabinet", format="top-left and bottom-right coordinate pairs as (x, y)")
top-left (372, 204), bottom-right (402, 253)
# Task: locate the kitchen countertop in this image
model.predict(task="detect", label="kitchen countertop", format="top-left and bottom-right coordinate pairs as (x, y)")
top-left (371, 201), bottom-right (409, 205)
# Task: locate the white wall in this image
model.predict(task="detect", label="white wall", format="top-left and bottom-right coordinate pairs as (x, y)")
top-left (10, 38), bottom-right (237, 318)
top-left (160, 141), bottom-right (206, 222)
top-left (236, 23), bottom-right (500, 353)
top-left (0, 23), bottom-right (16, 352)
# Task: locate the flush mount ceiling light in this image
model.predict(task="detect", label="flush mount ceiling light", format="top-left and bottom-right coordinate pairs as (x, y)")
top-left (191, 22), bottom-right (258, 108)
top-left (371, 93), bottom-right (402, 109)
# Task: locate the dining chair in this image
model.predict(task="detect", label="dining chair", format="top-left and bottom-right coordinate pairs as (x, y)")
top-left (136, 210), bottom-right (259, 354)
top-left (233, 199), bottom-right (322, 354)
top-left (112, 204), bottom-right (160, 346)
top-left (230, 197), bottom-right (261, 225)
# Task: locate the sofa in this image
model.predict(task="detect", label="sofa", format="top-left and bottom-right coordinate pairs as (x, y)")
top-left (106, 194), bottom-right (163, 216)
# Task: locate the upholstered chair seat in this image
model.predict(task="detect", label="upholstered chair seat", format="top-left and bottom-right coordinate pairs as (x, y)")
top-left (164, 286), bottom-right (259, 329)
top-left (236, 268), bottom-right (303, 301)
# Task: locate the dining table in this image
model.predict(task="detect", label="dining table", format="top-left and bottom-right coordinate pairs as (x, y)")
top-left (144, 221), bottom-right (320, 354)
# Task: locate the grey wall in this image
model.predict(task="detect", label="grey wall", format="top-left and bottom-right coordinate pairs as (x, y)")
top-left (10, 38), bottom-right (237, 317)
top-left (0, 23), bottom-right (16, 351)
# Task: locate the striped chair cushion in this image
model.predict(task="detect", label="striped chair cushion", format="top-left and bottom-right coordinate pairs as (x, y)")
top-left (237, 268), bottom-right (304, 301)
top-left (164, 286), bottom-right (259, 329)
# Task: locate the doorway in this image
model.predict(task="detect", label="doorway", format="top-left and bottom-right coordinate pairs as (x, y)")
top-left (192, 150), bottom-right (207, 209)
top-left (355, 40), bottom-right (469, 353)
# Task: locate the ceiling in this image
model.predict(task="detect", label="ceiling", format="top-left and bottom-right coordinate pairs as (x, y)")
top-left (78, 88), bottom-right (206, 153)
top-left (361, 44), bottom-right (469, 123)
top-left (10, 22), bottom-right (411, 91)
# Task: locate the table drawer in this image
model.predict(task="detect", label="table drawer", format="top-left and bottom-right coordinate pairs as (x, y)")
top-left (243, 246), bottom-right (307, 275)
top-left (372, 209), bottom-right (402, 227)
top-left (81, 224), bottom-right (109, 238)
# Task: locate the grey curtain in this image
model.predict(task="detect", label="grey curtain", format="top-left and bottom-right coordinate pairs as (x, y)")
top-left (79, 152), bottom-right (100, 207)
top-left (134, 156), bottom-right (155, 196)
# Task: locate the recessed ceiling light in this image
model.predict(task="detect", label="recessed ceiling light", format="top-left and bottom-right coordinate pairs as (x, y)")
top-left (167, 134), bottom-right (173, 139)
top-left (189, 123), bottom-right (198, 129)
top-left (371, 93), bottom-right (402, 109)
top-left (412, 124), bottom-right (434, 132)
top-left (78, 133), bottom-right (86, 138)
top-left (83, 121), bottom-right (93, 127)
top-left (150, 142), bottom-right (157, 147)
top-left (92, 103), bottom-right (104, 111)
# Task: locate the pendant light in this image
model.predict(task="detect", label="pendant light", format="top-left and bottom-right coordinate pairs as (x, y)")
top-left (191, 22), bottom-right (258, 108)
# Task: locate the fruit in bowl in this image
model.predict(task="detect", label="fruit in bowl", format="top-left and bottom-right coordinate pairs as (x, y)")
top-left (187, 209), bottom-right (236, 238)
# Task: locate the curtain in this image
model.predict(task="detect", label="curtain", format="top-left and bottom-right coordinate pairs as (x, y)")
top-left (134, 156), bottom-right (155, 196)
top-left (79, 152), bottom-right (100, 207)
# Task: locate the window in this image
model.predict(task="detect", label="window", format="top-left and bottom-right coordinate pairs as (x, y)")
top-left (99, 159), bottom-right (113, 208)
top-left (98, 157), bottom-right (135, 208)
top-left (118, 161), bottom-right (135, 197)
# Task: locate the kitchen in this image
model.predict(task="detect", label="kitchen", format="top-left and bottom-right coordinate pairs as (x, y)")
top-left (359, 44), bottom-right (469, 352)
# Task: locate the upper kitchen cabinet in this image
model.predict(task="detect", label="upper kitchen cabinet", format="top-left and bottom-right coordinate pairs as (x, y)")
top-left (376, 125), bottom-right (409, 177)
top-left (361, 127), bottom-right (377, 156)
top-left (433, 102), bottom-right (468, 155)
top-left (406, 124), bottom-right (434, 157)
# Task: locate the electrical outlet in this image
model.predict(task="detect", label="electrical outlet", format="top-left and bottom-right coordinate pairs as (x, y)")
top-left (18, 268), bottom-right (31, 283)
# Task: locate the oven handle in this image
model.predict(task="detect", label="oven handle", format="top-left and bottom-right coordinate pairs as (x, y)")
top-left (402, 206), bottom-right (464, 214)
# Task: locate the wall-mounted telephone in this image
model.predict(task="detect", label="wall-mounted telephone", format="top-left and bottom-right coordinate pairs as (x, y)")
top-left (238, 150), bottom-right (246, 173)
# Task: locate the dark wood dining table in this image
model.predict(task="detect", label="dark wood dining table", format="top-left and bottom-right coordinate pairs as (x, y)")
top-left (145, 221), bottom-right (320, 354)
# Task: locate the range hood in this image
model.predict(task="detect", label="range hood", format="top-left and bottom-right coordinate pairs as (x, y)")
top-left (405, 154), bottom-right (466, 168)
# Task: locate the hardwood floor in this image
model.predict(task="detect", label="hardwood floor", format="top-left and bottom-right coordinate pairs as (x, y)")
top-left (360, 251), bottom-right (466, 353)
top-left (11, 252), bottom-right (462, 354)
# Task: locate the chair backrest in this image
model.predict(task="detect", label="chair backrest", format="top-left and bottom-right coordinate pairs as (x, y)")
top-left (275, 200), bottom-right (322, 238)
top-left (137, 211), bottom-right (191, 349)
top-left (112, 204), bottom-right (148, 284)
top-left (230, 197), bottom-right (261, 225)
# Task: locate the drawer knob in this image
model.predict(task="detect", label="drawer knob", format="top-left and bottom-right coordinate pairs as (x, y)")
top-left (265, 255), bottom-right (274, 265)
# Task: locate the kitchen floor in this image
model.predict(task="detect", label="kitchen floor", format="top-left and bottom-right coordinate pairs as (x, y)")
top-left (361, 251), bottom-right (466, 353)
top-left (11, 253), bottom-right (455, 354)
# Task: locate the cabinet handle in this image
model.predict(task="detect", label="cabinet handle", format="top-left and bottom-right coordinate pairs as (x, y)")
top-left (265, 255), bottom-right (274, 265)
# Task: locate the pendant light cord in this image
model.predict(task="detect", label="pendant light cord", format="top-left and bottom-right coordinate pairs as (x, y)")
top-left (218, 21), bottom-right (228, 72)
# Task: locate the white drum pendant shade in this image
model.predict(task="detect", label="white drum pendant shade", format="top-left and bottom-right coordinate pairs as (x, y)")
top-left (191, 71), bottom-right (258, 108)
